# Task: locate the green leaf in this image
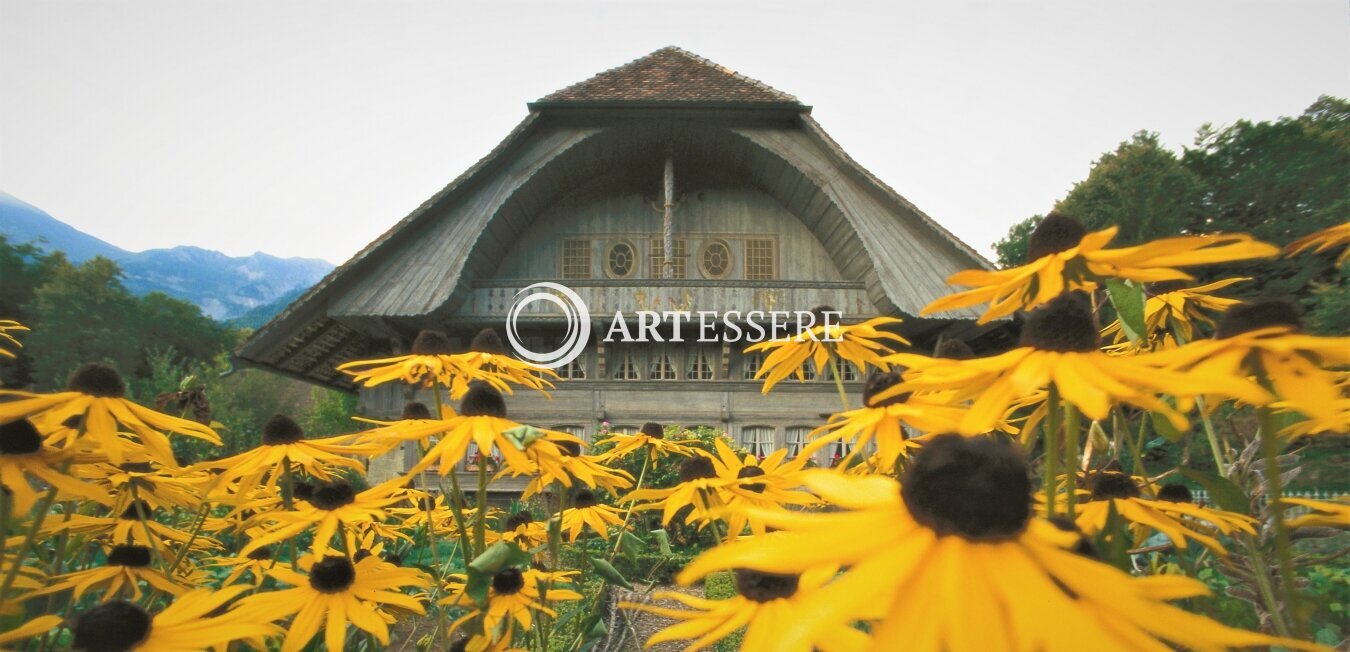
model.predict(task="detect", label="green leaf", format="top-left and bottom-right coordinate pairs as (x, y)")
top-left (588, 556), bottom-right (633, 590)
top-left (616, 530), bottom-right (645, 562)
top-left (1105, 278), bottom-right (1147, 343)
top-left (1150, 410), bottom-right (1185, 443)
top-left (1178, 468), bottom-right (1250, 515)
top-left (501, 425), bottom-right (547, 451)
top-left (466, 542), bottom-right (532, 606)
top-left (1097, 500), bottom-right (1133, 571)
top-left (650, 528), bottom-right (673, 556)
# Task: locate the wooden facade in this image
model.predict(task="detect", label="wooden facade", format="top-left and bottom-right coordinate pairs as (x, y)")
top-left (236, 47), bottom-right (1012, 483)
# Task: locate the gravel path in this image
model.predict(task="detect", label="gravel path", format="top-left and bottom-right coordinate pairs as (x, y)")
top-left (601, 583), bottom-right (706, 652)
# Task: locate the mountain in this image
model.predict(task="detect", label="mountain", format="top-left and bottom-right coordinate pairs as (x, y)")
top-left (0, 191), bottom-right (333, 321)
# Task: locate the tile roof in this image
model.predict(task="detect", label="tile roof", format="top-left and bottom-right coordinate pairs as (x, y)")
top-left (533, 46), bottom-right (802, 107)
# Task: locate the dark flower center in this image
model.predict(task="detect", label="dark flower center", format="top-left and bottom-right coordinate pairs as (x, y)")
top-left (309, 481), bottom-right (356, 510)
top-left (247, 547), bottom-right (273, 561)
top-left (0, 419), bottom-right (43, 455)
top-left (67, 363), bottom-right (126, 398)
top-left (107, 545), bottom-right (152, 568)
top-left (807, 305), bottom-right (837, 331)
top-left (119, 500), bottom-right (154, 520)
top-left (733, 569), bottom-right (800, 602)
top-left (678, 456), bottom-right (717, 482)
top-left (639, 422), bottom-right (665, 439)
top-left (261, 414), bottom-right (305, 445)
top-left (119, 462), bottom-right (154, 474)
top-left (309, 555), bottom-right (357, 593)
top-left (353, 549), bottom-right (371, 562)
top-left (72, 600), bottom-right (151, 652)
top-left (556, 440), bottom-right (581, 457)
top-left (418, 496), bottom-right (438, 511)
top-left (863, 370), bottom-right (909, 407)
top-left (901, 434), bottom-right (1032, 540)
top-left (460, 383), bottom-right (507, 418)
top-left (1146, 280), bottom-right (1190, 295)
top-left (1048, 517), bottom-right (1099, 559)
top-left (572, 489), bottom-right (599, 509)
top-left (1156, 483), bottom-right (1193, 503)
top-left (1025, 212), bottom-right (1087, 262)
top-left (1214, 299), bottom-right (1302, 339)
top-left (411, 330), bottom-right (454, 355)
top-left (1089, 471), bottom-right (1141, 500)
top-left (504, 510), bottom-right (534, 531)
top-left (736, 466), bottom-right (767, 493)
top-left (293, 482), bottom-right (315, 503)
top-left (1019, 292), bottom-right (1099, 353)
top-left (470, 328), bottom-right (506, 354)
top-left (492, 567), bottom-right (525, 595)
top-left (933, 338), bottom-right (974, 360)
top-left (383, 552), bottom-right (403, 566)
top-left (401, 402), bottom-right (432, 420)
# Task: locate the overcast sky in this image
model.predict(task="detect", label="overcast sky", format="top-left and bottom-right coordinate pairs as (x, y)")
top-left (1, 0), bottom-right (1346, 264)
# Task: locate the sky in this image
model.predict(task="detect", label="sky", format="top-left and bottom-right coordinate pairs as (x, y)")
top-left (1, 0), bottom-right (1346, 265)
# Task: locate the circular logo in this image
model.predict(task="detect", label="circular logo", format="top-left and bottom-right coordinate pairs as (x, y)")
top-left (505, 282), bottom-right (591, 369)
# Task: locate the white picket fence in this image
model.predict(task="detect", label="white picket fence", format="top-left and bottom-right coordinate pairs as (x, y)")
top-left (1191, 489), bottom-right (1346, 518)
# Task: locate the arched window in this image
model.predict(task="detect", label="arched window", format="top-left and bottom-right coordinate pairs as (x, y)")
top-left (785, 426), bottom-right (811, 457)
top-left (612, 351), bottom-right (639, 380)
top-left (741, 425), bottom-right (776, 459)
top-left (687, 347), bottom-right (714, 380)
top-left (649, 352), bottom-right (677, 380)
top-left (552, 425), bottom-right (587, 443)
top-left (741, 353), bottom-right (763, 380)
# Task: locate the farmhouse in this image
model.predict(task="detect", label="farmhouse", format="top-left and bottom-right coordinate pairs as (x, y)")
top-left (236, 47), bottom-right (1008, 483)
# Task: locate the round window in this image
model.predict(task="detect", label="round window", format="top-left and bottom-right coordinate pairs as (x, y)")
top-left (606, 241), bottom-right (637, 278)
top-left (700, 240), bottom-right (733, 278)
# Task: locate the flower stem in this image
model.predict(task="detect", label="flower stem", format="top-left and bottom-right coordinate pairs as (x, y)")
top-left (474, 456), bottom-right (488, 553)
top-left (1239, 533), bottom-right (1293, 638)
top-left (1043, 386), bottom-right (1062, 517)
top-left (1257, 408), bottom-right (1301, 635)
top-left (609, 450), bottom-right (652, 562)
top-left (281, 456), bottom-right (299, 571)
top-left (0, 482), bottom-right (60, 600)
top-left (1063, 401), bottom-right (1081, 519)
top-left (168, 504), bottom-right (211, 575)
top-left (827, 355), bottom-right (850, 414)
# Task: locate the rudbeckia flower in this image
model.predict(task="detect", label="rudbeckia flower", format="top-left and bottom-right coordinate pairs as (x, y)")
top-left (922, 212), bottom-right (1280, 324)
top-left (0, 419), bottom-right (110, 512)
top-left (0, 615), bottom-right (60, 648)
top-left (390, 384), bottom-right (536, 475)
top-left (556, 488), bottom-right (628, 541)
top-left (235, 554), bottom-right (431, 652)
top-left (677, 435), bottom-right (1319, 652)
top-left (64, 586), bottom-right (280, 651)
top-left (0, 363), bottom-right (221, 466)
top-left (621, 567), bottom-right (867, 652)
top-left (499, 509), bottom-right (549, 550)
top-left (441, 567), bottom-right (581, 644)
top-left (47, 500), bottom-right (220, 551)
top-left (1284, 496), bottom-right (1350, 529)
top-left (336, 329), bottom-right (555, 399)
top-left (0, 319), bottom-right (28, 359)
top-left (623, 455), bottom-right (736, 530)
top-left (1101, 277), bottom-right (1248, 350)
top-left (1147, 300), bottom-right (1350, 435)
top-left (238, 479), bottom-right (406, 558)
top-left (75, 459), bottom-right (208, 511)
top-left (744, 307), bottom-right (906, 393)
top-left (593, 421), bottom-right (699, 462)
top-left (208, 546), bottom-right (279, 588)
top-left (196, 413), bottom-right (375, 491)
top-left (1069, 475), bottom-right (1256, 555)
top-left (1286, 220), bottom-right (1350, 264)
top-left (804, 370), bottom-right (966, 471)
top-left (29, 544), bottom-right (195, 601)
top-left (703, 438), bottom-right (818, 538)
top-left (511, 437), bottom-right (634, 499)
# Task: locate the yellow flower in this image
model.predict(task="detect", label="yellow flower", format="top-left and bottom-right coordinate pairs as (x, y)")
top-left (556, 488), bottom-right (629, 541)
top-left (1286, 220), bottom-right (1350, 265)
top-left (1101, 277), bottom-right (1249, 350)
top-left (702, 438), bottom-right (818, 539)
top-left (510, 436), bottom-right (634, 499)
top-left (0, 319), bottom-right (28, 359)
top-left (621, 566), bottom-right (867, 652)
top-left (677, 435), bottom-right (1318, 651)
top-left (239, 478), bottom-right (406, 559)
top-left (499, 509), bottom-right (550, 550)
top-left (46, 499), bottom-right (221, 552)
top-left (744, 310), bottom-right (906, 393)
top-left (0, 419), bottom-right (110, 512)
top-left (64, 586), bottom-right (280, 652)
top-left (593, 422), bottom-right (700, 462)
top-left (623, 455), bottom-right (736, 529)
top-left (891, 294), bottom-right (1270, 434)
top-left (28, 544), bottom-right (197, 601)
top-left (337, 328), bottom-right (555, 399)
top-left (369, 384), bottom-right (537, 475)
top-left (1284, 496), bottom-right (1350, 529)
top-left (0, 615), bottom-right (60, 648)
top-left (923, 212), bottom-right (1279, 324)
top-left (76, 459), bottom-right (207, 511)
top-left (442, 567), bottom-right (581, 645)
top-left (235, 554), bottom-right (431, 652)
top-left (195, 414), bottom-right (376, 490)
top-left (804, 370), bottom-right (967, 470)
top-left (1067, 474), bottom-right (1256, 555)
top-left (0, 363), bottom-right (220, 466)
top-left (1147, 300), bottom-right (1350, 435)
top-left (208, 547), bottom-right (279, 588)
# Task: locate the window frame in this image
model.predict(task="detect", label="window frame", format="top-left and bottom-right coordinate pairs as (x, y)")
top-left (744, 238), bottom-right (777, 280)
top-left (560, 239), bottom-right (593, 280)
top-left (604, 239), bottom-right (639, 279)
top-left (698, 238), bottom-right (734, 279)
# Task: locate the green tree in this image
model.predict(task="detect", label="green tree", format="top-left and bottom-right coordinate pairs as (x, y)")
top-left (23, 256), bottom-right (142, 388)
top-left (993, 215), bottom-right (1043, 268)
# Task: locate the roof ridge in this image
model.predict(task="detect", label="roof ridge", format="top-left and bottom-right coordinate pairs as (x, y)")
top-left (533, 46), bottom-right (801, 106)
